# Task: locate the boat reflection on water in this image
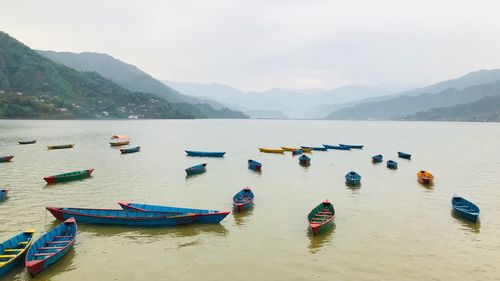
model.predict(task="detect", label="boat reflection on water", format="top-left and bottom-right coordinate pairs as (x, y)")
top-left (308, 223), bottom-right (336, 254)
top-left (76, 223), bottom-right (229, 240)
top-left (451, 211), bottom-right (481, 234)
top-left (232, 208), bottom-right (254, 226)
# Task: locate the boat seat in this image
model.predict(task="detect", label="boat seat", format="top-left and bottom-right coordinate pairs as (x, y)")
top-left (0, 255), bottom-right (16, 258)
top-left (18, 241), bottom-right (29, 245)
top-left (4, 249), bottom-right (22, 252)
top-left (54, 236), bottom-right (73, 239)
top-left (46, 241), bottom-right (70, 244)
top-left (33, 253), bottom-right (54, 257)
top-left (39, 246), bottom-right (64, 250)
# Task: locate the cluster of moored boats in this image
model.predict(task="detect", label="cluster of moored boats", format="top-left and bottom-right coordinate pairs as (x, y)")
top-left (0, 139), bottom-right (481, 277)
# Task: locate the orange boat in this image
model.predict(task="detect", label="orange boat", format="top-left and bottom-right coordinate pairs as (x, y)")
top-left (417, 170), bottom-right (434, 185)
top-left (259, 148), bottom-right (285, 154)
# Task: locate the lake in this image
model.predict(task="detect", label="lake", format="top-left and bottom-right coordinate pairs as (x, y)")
top-left (0, 120), bottom-right (499, 280)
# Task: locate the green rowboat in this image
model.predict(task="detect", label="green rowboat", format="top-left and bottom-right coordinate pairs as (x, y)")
top-left (43, 169), bottom-right (94, 184)
top-left (308, 200), bottom-right (335, 236)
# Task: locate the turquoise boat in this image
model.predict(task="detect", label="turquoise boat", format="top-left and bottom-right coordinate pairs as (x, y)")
top-left (387, 160), bottom-right (398, 169)
top-left (452, 196), bottom-right (480, 223)
top-left (0, 228), bottom-right (35, 277)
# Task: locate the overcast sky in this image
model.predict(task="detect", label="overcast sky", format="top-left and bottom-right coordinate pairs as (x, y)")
top-left (2, 0), bottom-right (500, 91)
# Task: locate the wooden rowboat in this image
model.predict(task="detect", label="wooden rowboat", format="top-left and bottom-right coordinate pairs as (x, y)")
top-left (0, 156), bottom-right (13, 162)
top-left (248, 159), bottom-right (262, 171)
top-left (417, 170), bottom-right (434, 185)
top-left (386, 160), bottom-right (398, 169)
top-left (281, 147), bottom-right (300, 152)
top-left (259, 148), bottom-right (285, 153)
top-left (185, 150), bottom-right (226, 157)
top-left (308, 200), bottom-right (335, 236)
top-left (109, 140), bottom-right (130, 147)
top-left (339, 144), bottom-right (364, 149)
top-left (43, 169), bottom-right (94, 184)
top-left (0, 228), bottom-right (35, 277)
top-left (323, 144), bottom-right (351, 150)
top-left (301, 146), bottom-right (327, 151)
top-left (452, 196), bottom-right (480, 223)
top-left (18, 140), bottom-right (36, 145)
top-left (0, 189), bottom-right (10, 201)
top-left (25, 218), bottom-right (76, 277)
top-left (398, 151), bottom-right (412, 159)
top-left (46, 207), bottom-right (197, 226)
top-left (345, 171), bottom-right (361, 186)
top-left (118, 202), bottom-right (230, 224)
top-left (372, 154), bottom-right (383, 163)
top-left (120, 146), bottom-right (140, 154)
top-left (47, 144), bottom-right (74, 150)
top-left (299, 155), bottom-right (311, 166)
top-left (185, 163), bottom-right (207, 175)
top-left (233, 188), bottom-right (254, 212)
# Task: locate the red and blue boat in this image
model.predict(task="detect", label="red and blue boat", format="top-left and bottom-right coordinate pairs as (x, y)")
top-left (0, 156), bottom-right (13, 163)
top-left (308, 200), bottom-right (335, 236)
top-left (233, 188), bottom-right (254, 212)
top-left (25, 218), bottom-right (76, 277)
top-left (43, 169), bottom-right (94, 184)
top-left (120, 146), bottom-right (140, 154)
top-left (0, 228), bottom-right (35, 277)
top-left (185, 150), bottom-right (225, 157)
top-left (46, 207), bottom-right (197, 226)
top-left (118, 202), bottom-right (230, 224)
top-left (185, 163), bottom-right (207, 175)
top-left (248, 159), bottom-right (262, 171)
top-left (372, 154), bottom-right (383, 163)
top-left (0, 189), bottom-right (10, 201)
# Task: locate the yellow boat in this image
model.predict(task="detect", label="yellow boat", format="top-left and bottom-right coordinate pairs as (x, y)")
top-left (110, 140), bottom-right (130, 147)
top-left (259, 148), bottom-right (285, 154)
top-left (417, 170), bottom-right (434, 185)
top-left (0, 228), bottom-right (35, 275)
top-left (281, 147), bottom-right (300, 152)
top-left (300, 147), bottom-right (312, 153)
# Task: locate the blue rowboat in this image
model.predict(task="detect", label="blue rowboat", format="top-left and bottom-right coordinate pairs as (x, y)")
top-left (0, 189), bottom-right (10, 201)
top-left (248, 160), bottom-right (262, 171)
top-left (46, 207), bottom-right (197, 226)
top-left (118, 202), bottom-right (230, 224)
top-left (323, 144), bottom-right (351, 150)
top-left (0, 228), bottom-right (35, 277)
top-left (339, 144), bottom-right (364, 149)
top-left (372, 154), bottom-right (383, 163)
top-left (345, 171), bottom-right (361, 186)
top-left (25, 218), bottom-right (76, 277)
top-left (387, 160), bottom-right (398, 169)
top-left (185, 150), bottom-right (225, 157)
top-left (0, 156), bottom-right (14, 163)
top-left (233, 188), bottom-right (254, 212)
top-left (300, 146), bottom-right (327, 151)
top-left (299, 155), bottom-right (311, 166)
top-left (19, 140), bottom-right (36, 145)
top-left (398, 151), bottom-right (411, 159)
top-left (185, 163), bottom-right (207, 175)
top-left (452, 196), bottom-right (480, 223)
top-left (120, 146), bottom-right (140, 154)
top-left (292, 149), bottom-right (303, 156)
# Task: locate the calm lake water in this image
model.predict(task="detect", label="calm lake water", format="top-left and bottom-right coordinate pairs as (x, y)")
top-left (0, 120), bottom-right (499, 281)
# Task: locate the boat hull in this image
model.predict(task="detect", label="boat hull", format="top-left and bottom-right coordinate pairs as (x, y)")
top-left (43, 169), bottom-right (94, 184)
top-left (301, 146), bottom-right (327, 151)
top-left (0, 189), bottom-right (10, 201)
top-left (185, 150), bottom-right (226, 157)
top-left (47, 144), bottom-right (74, 150)
top-left (387, 161), bottom-right (398, 169)
top-left (110, 141), bottom-right (130, 147)
top-left (185, 163), bottom-right (207, 175)
top-left (308, 200), bottom-right (335, 236)
top-left (339, 144), bottom-right (363, 149)
top-left (452, 197), bottom-right (480, 223)
top-left (248, 160), bottom-right (262, 171)
top-left (259, 148), bottom-right (285, 153)
top-left (120, 146), bottom-right (140, 154)
top-left (0, 156), bottom-right (14, 162)
top-left (323, 144), bottom-right (351, 150)
top-left (398, 152), bottom-right (411, 159)
top-left (118, 203), bottom-right (230, 223)
top-left (46, 207), bottom-right (197, 226)
top-left (19, 140), bottom-right (36, 145)
top-left (233, 188), bottom-right (254, 212)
